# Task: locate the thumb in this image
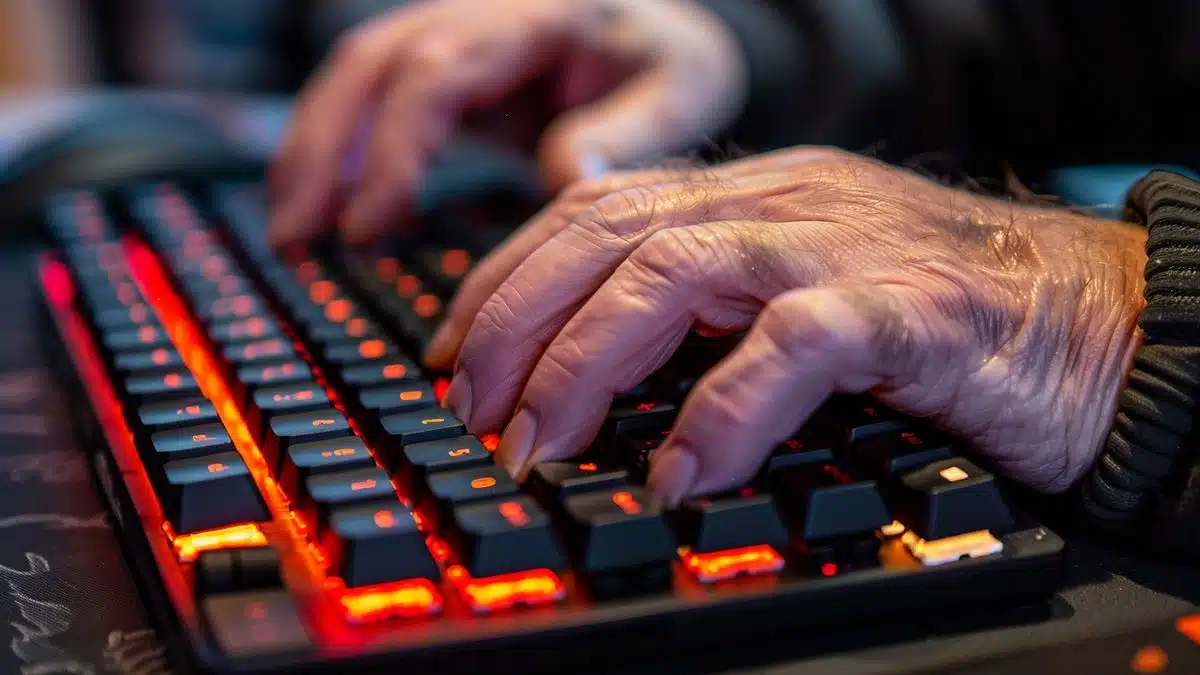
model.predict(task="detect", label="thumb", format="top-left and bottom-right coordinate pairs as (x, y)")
top-left (536, 65), bottom-right (727, 189)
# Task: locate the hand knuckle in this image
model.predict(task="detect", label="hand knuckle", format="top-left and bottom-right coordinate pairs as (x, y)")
top-left (536, 336), bottom-right (591, 387)
top-left (331, 30), bottom-right (378, 66)
top-left (574, 185), bottom-right (663, 242)
top-left (630, 228), bottom-right (703, 284)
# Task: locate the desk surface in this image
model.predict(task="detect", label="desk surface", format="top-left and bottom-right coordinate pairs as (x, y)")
top-left (0, 93), bottom-right (1194, 675)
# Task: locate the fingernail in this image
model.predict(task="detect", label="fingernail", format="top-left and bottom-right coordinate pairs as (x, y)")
top-left (646, 442), bottom-right (700, 508)
top-left (497, 408), bottom-right (538, 479)
top-left (424, 321), bottom-right (457, 368)
top-left (441, 372), bottom-right (472, 426)
top-left (579, 153), bottom-right (609, 180)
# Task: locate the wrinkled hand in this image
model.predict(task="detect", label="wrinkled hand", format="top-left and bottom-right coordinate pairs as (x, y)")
top-left (268, 0), bottom-right (746, 247)
top-left (424, 147), bottom-right (1148, 504)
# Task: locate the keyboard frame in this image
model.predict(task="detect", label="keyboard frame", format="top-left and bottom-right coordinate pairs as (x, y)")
top-left (34, 185), bottom-right (1068, 675)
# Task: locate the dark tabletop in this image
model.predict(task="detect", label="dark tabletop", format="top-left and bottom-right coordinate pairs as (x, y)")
top-left (0, 93), bottom-right (1194, 675)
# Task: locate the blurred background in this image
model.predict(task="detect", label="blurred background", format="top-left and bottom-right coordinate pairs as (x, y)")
top-left (0, 0), bottom-right (406, 92)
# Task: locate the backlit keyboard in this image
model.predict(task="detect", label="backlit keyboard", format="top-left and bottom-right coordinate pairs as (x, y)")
top-left (34, 179), bottom-right (1066, 674)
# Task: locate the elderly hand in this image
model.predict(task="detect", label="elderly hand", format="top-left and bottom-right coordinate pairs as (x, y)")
top-left (423, 147), bottom-right (1148, 504)
top-left (267, 0), bottom-right (747, 247)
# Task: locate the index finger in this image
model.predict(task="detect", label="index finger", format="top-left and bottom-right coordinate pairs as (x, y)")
top-left (267, 13), bottom-right (430, 246)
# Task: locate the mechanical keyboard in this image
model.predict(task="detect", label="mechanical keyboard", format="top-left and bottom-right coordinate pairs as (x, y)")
top-left (33, 178), bottom-right (1067, 674)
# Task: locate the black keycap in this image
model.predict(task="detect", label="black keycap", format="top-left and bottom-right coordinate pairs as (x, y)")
top-left (95, 302), bottom-right (156, 329)
top-left (609, 428), bottom-right (670, 480)
top-left (675, 492), bottom-right (790, 553)
top-left (138, 397), bottom-right (219, 434)
top-left (236, 361), bottom-right (311, 387)
top-left (124, 368), bottom-right (200, 403)
top-left (210, 316), bottom-right (281, 343)
top-left (764, 431), bottom-right (837, 474)
top-left (848, 429), bottom-right (955, 480)
top-left (891, 457), bottom-right (1016, 540)
top-left (224, 338), bottom-right (295, 365)
top-left (307, 317), bottom-right (382, 343)
top-left (772, 464), bottom-right (891, 541)
top-left (401, 436), bottom-right (490, 480)
top-left (103, 324), bottom-right (171, 350)
top-left (562, 487), bottom-right (675, 573)
top-left (150, 422), bottom-right (235, 463)
top-left (196, 546), bottom-right (282, 595)
top-left (605, 400), bottom-right (678, 437)
top-left (202, 591), bottom-right (312, 657)
top-left (426, 465), bottom-right (518, 506)
top-left (253, 382), bottom-right (329, 415)
top-left (265, 408), bottom-right (351, 470)
top-left (340, 359), bottom-right (420, 387)
top-left (381, 408), bottom-right (465, 447)
top-left (304, 467), bottom-right (396, 535)
top-left (280, 436), bottom-right (375, 501)
top-left (835, 398), bottom-right (910, 443)
top-left (324, 339), bottom-right (399, 364)
top-left (160, 452), bottom-right (268, 534)
top-left (114, 347), bottom-right (183, 371)
top-left (358, 382), bottom-right (436, 413)
top-left (528, 460), bottom-right (629, 500)
top-left (449, 496), bottom-right (566, 578)
top-left (196, 293), bottom-right (262, 322)
top-left (323, 502), bottom-right (439, 586)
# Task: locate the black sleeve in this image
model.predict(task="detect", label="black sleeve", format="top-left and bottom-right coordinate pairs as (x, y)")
top-left (698, 0), bottom-right (1200, 177)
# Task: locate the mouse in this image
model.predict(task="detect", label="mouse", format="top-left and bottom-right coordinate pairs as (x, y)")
top-left (0, 98), bottom-right (258, 234)
top-left (0, 97), bottom-right (547, 241)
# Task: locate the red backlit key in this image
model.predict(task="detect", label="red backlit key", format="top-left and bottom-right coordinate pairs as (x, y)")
top-left (304, 467), bottom-right (396, 536)
top-left (401, 436), bottom-right (490, 481)
top-left (114, 347), bottom-right (184, 372)
top-left (95, 302), bottom-right (156, 329)
top-left (765, 430), bottom-right (837, 474)
top-left (358, 382), bottom-right (436, 413)
top-left (160, 452), bottom-right (269, 534)
top-left (340, 359), bottom-right (419, 387)
top-left (771, 463), bottom-right (891, 542)
top-left (123, 368), bottom-right (200, 404)
top-left (307, 317), bottom-right (382, 344)
top-left (197, 294), bottom-right (263, 323)
top-left (223, 338), bottom-right (295, 365)
top-left (847, 429), bottom-right (955, 480)
top-left (448, 495), bottom-right (566, 578)
top-left (323, 502), bottom-right (439, 586)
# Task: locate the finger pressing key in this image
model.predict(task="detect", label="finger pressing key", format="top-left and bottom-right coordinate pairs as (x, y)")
top-left (647, 286), bottom-right (929, 505)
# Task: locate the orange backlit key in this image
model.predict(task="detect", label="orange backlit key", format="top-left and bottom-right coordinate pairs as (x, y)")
top-left (223, 338), bottom-right (294, 365)
top-left (324, 339), bottom-right (399, 364)
top-left (150, 422), bottom-right (236, 464)
top-left (161, 452), bottom-right (268, 534)
top-left (137, 397), bottom-right (219, 435)
top-left (265, 408), bottom-right (351, 471)
top-left (449, 495), bottom-right (566, 578)
top-left (528, 460), bottom-right (629, 500)
top-left (103, 325), bottom-right (171, 351)
top-left (423, 466), bottom-right (518, 528)
top-left (123, 368), bottom-right (200, 404)
top-left (209, 316), bottom-right (282, 343)
top-left (324, 502), bottom-right (439, 586)
top-left (340, 359), bottom-right (419, 387)
top-left (562, 487), bottom-right (675, 578)
top-left (676, 492), bottom-right (790, 553)
top-left (198, 294), bottom-right (262, 322)
top-left (253, 382), bottom-right (329, 414)
top-left (281, 436), bottom-right (374, 501)
top-left (304, 467), bottom-right (396, 536)
top-left (358, 382), bottom-right (436, 413)
top-left (381, 409), bottom-right (465, 447)
top-left (236, 361), bottom-right (311, 388)
top-left (113, 347), bottom-right (184, 371)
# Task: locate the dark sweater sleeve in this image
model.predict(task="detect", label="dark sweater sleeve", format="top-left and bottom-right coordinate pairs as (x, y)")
top-left (699, 0), bottom-right (1200, 176)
